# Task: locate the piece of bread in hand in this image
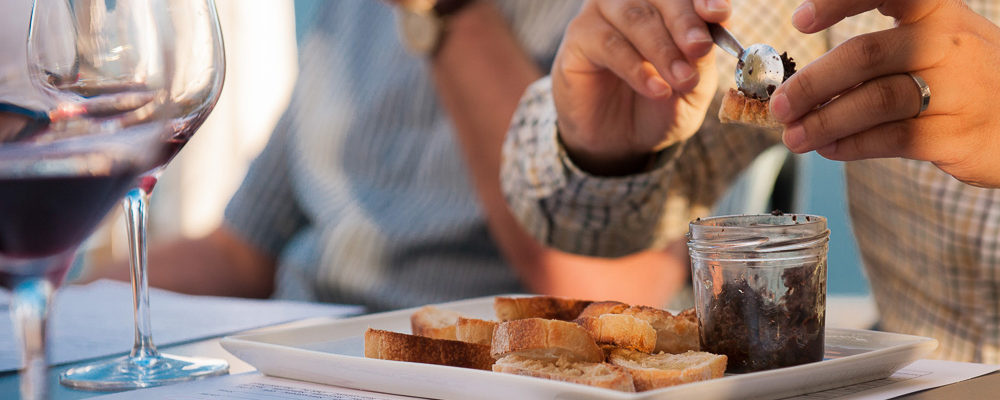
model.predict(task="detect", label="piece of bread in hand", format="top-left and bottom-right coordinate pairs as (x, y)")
top-left (456, 317), bottom-right (498, 345)
top-left (718, 88), bottom-right (782, 129)
top-left (493, 355), bottom-right (636, 392)
top-left (579, 302), bottom-right (700, 354)
top-left (575, 314), bottom-right (657, 353)
top-left (494, 296), bottom-right (593, 321)
top-left (410, 305), bottom-right (462, 340)
top-left (364, 328), bottom-right (494, 370)
top-left (491, 318), bottom-right (604, 363)
top-left (608, 348), bottom-right (727, 391)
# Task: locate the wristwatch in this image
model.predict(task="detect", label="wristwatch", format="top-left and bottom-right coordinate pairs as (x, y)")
top-left (395, 0), bottom-right (476, 57)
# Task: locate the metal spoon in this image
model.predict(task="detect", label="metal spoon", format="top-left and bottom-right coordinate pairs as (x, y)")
top-left (707, 23), bottom-right (784, 100)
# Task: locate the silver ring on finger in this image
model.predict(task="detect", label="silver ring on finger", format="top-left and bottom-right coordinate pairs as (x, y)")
top-left (907, 72), bottom-right (931, 118)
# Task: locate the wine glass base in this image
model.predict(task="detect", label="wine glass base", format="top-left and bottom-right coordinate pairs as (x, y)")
top-left (59, 352), bottom-right (229, 391)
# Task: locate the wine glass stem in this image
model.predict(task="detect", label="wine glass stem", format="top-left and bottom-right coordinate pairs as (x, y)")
top-left (123, 186), bottom-right (159, 359)
top-left (11, 275), bottom-right (58, 400)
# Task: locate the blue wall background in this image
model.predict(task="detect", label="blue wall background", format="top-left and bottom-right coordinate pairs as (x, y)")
top-left (796, 153), bottom-right (869, 295)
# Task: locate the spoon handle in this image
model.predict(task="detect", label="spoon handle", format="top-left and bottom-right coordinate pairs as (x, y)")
top-left (707, 23), bottom-right (743, 59)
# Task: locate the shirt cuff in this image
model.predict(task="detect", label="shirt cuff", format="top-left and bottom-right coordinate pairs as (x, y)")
top-left (502, 76), bottom-right (682, 256)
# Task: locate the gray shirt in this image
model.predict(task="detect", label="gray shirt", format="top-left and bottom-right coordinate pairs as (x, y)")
top-left (225, 1), bottom-right (580, 312)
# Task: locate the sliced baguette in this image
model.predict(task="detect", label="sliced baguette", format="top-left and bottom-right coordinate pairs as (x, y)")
top-left (493, 355), bottom-right (635, 392)
top-left (491, 318), bottom-right (604, 363)
top-left (623, 306), bottom-right (700, 354)
top-left (581, 302), bottom-right (700, 354)
top-left (577, 301), bottom-right (630, 319)
top-left (718, 88), bottom-right (782, 129)
top-left (410, 305), bottom-right (462, 340)
top-left (494, 296), bottom-right (593, 321)
top-left (456, 317), bottom-right (498, 345)
top-left (678, 308), bottom-right (698, 323)
top-left (364, 328), bottom-right (494, 370)
top-left (575, 314), bottom-right (657, 353)
top-left (608, 348), bottom-right (727, 391)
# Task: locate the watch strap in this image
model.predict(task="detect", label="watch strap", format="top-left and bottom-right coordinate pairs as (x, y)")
top-left (433, 0), bottom-right (475, 17)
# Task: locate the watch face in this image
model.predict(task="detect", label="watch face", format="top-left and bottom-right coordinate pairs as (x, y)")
top-left (396, 8), bottom-right (442, 56)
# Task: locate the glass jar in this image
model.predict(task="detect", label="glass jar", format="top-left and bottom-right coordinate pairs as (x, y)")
top-left (688, 214), bottom-right (829, 373)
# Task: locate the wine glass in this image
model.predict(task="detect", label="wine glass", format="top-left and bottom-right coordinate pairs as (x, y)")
top-left (25, 0), bottom-right (229, 391)
top-left (0, 111), bottom-right (168, 398)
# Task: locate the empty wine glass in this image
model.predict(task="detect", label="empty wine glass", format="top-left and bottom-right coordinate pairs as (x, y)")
top-left (25, 0), bottom-right (229, 391)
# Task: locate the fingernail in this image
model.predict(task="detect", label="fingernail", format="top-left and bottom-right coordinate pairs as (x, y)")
top-left (646, 76), bottom-right (671, 97)
top-left (770, 92), bottom-right (791, 122)
top-left (792, 1), bottom-right (815, 31)
top-left (783, 124), bottom-right (806, 152)
top-left (707, 0), bottom-right (729, 13)
top-left (671, 60), bottom-right (695, 82)
top-left (687, 27), bottom-right (711, 44)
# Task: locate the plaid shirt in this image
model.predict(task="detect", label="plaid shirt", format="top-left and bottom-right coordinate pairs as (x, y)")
top-left (502, 1), bottom-right (1000, 363)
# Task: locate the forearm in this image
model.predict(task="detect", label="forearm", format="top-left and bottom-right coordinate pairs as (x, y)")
top-left (431, 0), bottom-right (541, 204)
top-left (427, 1), bottom-right (547, 282)
top-left (92, 227), bottom-right (275, 298)
top-left (528, 239), bottom-right (691, 308)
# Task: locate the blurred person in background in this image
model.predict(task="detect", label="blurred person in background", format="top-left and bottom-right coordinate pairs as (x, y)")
top-left (502, 0), bottom-right (1000, 362)
top-left (90, 0), bottom-right (696, 311)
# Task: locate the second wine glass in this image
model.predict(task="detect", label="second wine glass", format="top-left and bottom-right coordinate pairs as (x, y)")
top-left (31, 0), bottom-right (230, 390)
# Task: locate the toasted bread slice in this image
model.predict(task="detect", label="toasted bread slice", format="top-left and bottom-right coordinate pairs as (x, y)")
top-left (575, 314), bottom-right (657, 353)
top-left (581, 302), bottom-right (700, 354)
top-left (494, 296), bottom-right (593, 321)
top-left (410, 305), bottom-right (461, 340)
top-left (677, 308), bottom-right (698, 324)
top-left (491, 318), bottom-right (604, 363)
top-left (456, 317), bottom-right (498, 345)
top-left (493, 355), bottom-right (636, 392)
top-left (718, 88), bottom-right (782, 129)
top-left (364, 328), bottom-right (494, 370)
top-left (623, 306), bottom-right (700, 354)
top-left (577, 301), bottom-right (630, 319)
top-left (608, 348), bottom-right (727, 391)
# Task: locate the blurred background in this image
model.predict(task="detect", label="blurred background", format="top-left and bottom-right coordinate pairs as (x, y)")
top-left (74, 0), bottom-right (301, 275)
top-left (4, 0), bottom-right (871, 305)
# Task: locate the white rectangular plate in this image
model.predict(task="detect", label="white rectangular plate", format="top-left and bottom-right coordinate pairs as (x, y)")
top-left (221, 295), bottom-right (938, 400)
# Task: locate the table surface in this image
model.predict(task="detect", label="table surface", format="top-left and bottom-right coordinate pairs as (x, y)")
top-left (1, 320), bottom-right (998, 399)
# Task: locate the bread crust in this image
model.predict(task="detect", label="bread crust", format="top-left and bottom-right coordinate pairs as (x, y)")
top-left (575, 314), bottom-right (657, 353)
top-left (581, 302), bottom-right (700, 354)
top-left (410, 306), bottom-right (461, 340)
top-left (494, 296), bottom-right (593, 321)
top-left (456, 317), bottom-right (498, 345)
top-left (608, 348), bottom-right (727, 391)
top-left (624, 306), bottom-right (700, 354)
top-left (718, 88), bottom-right (782, 129)
top-left (577, 301), bottom-right (630, 319)
top-left (364, 328), bottom-right (494, 370)
top-left (491, 318), bottom-right (604, 363)
top-left (493, 355), bottom-right (636, 392)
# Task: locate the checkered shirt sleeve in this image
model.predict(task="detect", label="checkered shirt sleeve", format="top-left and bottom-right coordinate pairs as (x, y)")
top-left (501, 77), bottom-right (780, 257)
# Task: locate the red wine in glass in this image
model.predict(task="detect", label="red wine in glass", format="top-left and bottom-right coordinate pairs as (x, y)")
top-left (0, 107), bottom-right (164, 399)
